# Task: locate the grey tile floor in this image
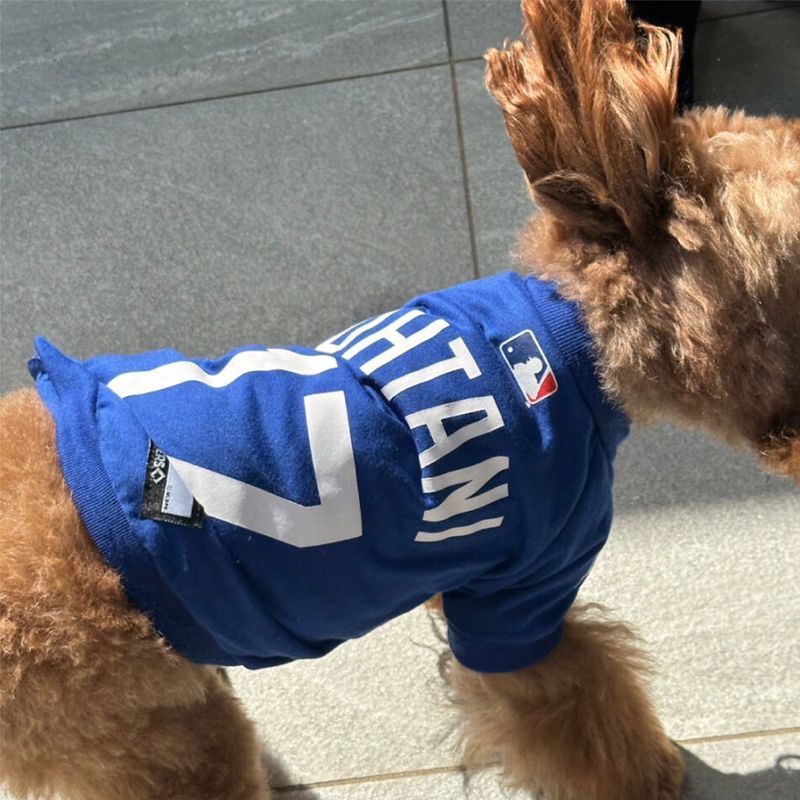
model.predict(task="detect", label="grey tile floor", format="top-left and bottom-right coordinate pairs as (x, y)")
top-left (1, 1), bottom-right (799, 798)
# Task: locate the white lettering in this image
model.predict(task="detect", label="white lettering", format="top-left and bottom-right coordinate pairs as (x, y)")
top-left (405, 396), bottom-right (504, 469)
top-left (169, 392), bottom-right (362, 548)
top-left (317, 311), bottom-right (394, 354)
top-left (380, 337), bottom-right (481, 402)
top-left (422, 456), bottom-right (509, 522)
top-left (415, 516), bottom-right (504, 543)
top-left (342, 309), bottom-right (449, 375)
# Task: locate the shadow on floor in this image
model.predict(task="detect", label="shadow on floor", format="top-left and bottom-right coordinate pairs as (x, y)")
top-left (265, 750), bottom-right (323, 800)
top-left (454, 751), bottom-right (800, 800)
top-left (613, 425), bottom-right (797, 514)
top-left (257, 742), bottom-right (800, 799)
top-left (682, 747), bottom-right (800, 800)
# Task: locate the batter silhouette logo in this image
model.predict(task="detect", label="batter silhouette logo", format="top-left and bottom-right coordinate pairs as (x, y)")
top-left (500, 330), bottom-right (558, 406)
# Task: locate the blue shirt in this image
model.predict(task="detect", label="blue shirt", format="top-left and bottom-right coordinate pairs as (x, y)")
top-left (30, 272), bottom-right (628, 673)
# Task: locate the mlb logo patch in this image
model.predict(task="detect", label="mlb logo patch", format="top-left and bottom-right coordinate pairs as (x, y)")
top-left (500, 330), bottom-right (558, 406)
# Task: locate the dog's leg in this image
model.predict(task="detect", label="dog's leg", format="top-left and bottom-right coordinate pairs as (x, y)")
top-left (0, 389), bottom-right (269, 800)
top-left (1, 658), bottom-right (269, 800)
top-left (447, 604), bottom-right (684, 800)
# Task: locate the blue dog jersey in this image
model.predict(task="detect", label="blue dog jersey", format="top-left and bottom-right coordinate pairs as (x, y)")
top-left (30, 272), bottom-right (628, 673)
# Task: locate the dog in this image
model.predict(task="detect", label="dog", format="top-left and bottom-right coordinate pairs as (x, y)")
top-left (1, 1), bottom-right (798, 798)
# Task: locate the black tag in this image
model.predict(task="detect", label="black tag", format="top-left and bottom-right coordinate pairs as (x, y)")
top-left (140, 441), bottom-right (205, 528)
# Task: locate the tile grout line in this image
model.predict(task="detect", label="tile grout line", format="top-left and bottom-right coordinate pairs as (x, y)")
top-left (2, 4), bottom-right (798, 131)
top-left (272, 726), bottom-right (800, 793)
top-left (273, 763), bottom-right (471, 794)
top-left (0, 56), bottom-right (482, 133)
top-left (441, 0), bottom-right (481, 281)
top-left (678, 724), bottom-right (800, 747)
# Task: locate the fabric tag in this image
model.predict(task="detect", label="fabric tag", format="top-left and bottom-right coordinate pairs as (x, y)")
top-left (140, 441), bottom-right (205, 527)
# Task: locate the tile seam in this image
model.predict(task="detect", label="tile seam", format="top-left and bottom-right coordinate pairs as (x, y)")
top-left (0, 58), bottom-right (457, 132)
top-left (4, 4), bottom-right (798, 130)
top-left (678, 724), bottom-right (800, 746)
top-left (273, 763), bottom-right (471, 794)
top-left (272, 726), bottom-right (800, 793)
top-left (442, 0), bottom-right (481, 281)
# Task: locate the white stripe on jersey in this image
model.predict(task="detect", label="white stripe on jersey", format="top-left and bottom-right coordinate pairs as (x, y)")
top-left (107, 348), bottom-right (337, 398)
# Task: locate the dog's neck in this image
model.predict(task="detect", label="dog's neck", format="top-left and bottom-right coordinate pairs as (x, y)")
top-left (518, 225), bottom-right (758, 448)
top-left (522, 231), bottom-right (798, 474)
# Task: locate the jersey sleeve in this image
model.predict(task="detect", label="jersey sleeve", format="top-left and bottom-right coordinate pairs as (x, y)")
top-left (442, 513), bottom-right (611, 674)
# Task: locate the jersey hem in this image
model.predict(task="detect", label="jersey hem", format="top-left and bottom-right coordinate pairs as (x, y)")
top-left (447, 622), bottom-right (564, 673)
top-left (29, 338), bottom-right (225, 665)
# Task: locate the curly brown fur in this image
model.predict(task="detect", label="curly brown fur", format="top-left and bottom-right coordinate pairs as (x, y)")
top-left (486, 0), bottom-right (800, 476)
top-left (0, 389), bottom-right (269, 800)
top-left (446, 605), bottom-right (684, 800)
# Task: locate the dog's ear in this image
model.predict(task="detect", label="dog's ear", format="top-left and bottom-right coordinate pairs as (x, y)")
top-left (485, 0), bottom-right (680, 241)
top-left (530, 172), bottom-right (630, 239)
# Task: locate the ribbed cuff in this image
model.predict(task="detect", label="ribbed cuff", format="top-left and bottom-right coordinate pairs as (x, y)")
top-left (523, 278), bottom-right (630, 458)
top-left (30, 337), bottom-right (136, 572)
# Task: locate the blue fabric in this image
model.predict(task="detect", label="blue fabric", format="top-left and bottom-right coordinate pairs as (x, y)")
top-left (30, 272), bottom-right (628, 673)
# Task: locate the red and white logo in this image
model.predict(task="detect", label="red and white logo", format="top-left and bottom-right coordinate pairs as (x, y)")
top-left (500, 330), bottom-right (558, 406)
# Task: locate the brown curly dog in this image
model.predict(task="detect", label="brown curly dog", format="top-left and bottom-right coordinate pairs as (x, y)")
top-left (1, 1), bottom-right (798, 798)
